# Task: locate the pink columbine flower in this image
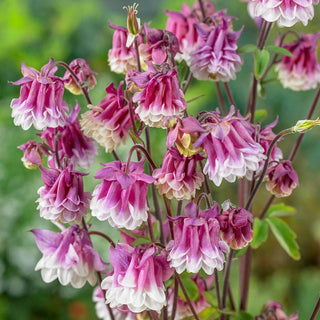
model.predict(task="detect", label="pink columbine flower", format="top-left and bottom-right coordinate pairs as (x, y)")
top-left (93, 287), bottom-right (137, 320)
top-left (165, 2), bottom-right (215, 65)
top-left (36, 165), bottom-right (91, 223)
top-left (275, 33), bottom-right (320, 91)
top-left (190, 11), bottom-right (243, 82)
top-left (39, 104), bottom-right (97, 170)
top-left (90, 160), bottom-right (154, 230)
top-left (101, 243), bottom-right (173, 313)
top-left (167, 202), bottom-right (229, 274)
top-left (31, 225), bottom-right (107, 288)
top-left (167, 275), bottom-right (211, 320)
top-left (10, 58), bottom-right (68, 130)
top-left (130, 63), bottom-right (187, 128)
top-left (266, 160), bottom-right (299, 197)
top-left (18, 140), bottom-right (49, 169)
top-left (259, 301), bottom-right (298, 320)
top-left (108, 23), bottom-right (143, 74)
top-left (217, 201), bottom-right (253, 250)
top-left (246, 0), bottom-right (319, 27)
top-left (153, 148), bottom-right (204, 201)
top-left (196, 107), bottom-right (266, 186)
top-left (63, 58), bottom-right (97, 95)
top-left (80, 82), bottom-right (133, 153)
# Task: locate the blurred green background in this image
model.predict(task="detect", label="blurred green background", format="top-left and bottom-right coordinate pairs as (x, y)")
top-left (1, 0), bottom-right (320, 319)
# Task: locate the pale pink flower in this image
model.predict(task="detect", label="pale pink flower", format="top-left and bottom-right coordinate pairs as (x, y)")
top-left (246, 0), bottom-right (319, 27)
top-left (190, 12), bottom-right (243, 82)
top-left (80, 82), bottom-right (133, 153)
top-left (196, 108), bottom-right (266, 186)
top-left (31, 225), bottom-right (106, 288)
top-left (18, 140), bottom-right (49, 169)
top-left (275, 33), bottom-right (320, 91)
top-left (10, 58), bottom-right (68, 130)
top-left (40, 104), bottom-right (97, 169)
top-left (90, 160), bottom-right (154, 230)
top-left (218, 201), bottom-right (253, 250)
top-left (167, 202), bottom-right (229, 274)
top-left (101, 244), bottom-right (173, 313)
top-left (266, 160), bottom-right (299, 197)
top-left (36, 165), bottom-right (91, 223)
top-left (259, 301), bottom-right (298, 320)
top-left (63, 58), bottom-right (97, 95)
top-left (93, 287), bottom-right (137, 320)
top-left (108, 23), bottom-right (143, 74)
top-left (131, 63), bottom-right (187, 128)
top-left (153, 148), bottom-right (204, 200)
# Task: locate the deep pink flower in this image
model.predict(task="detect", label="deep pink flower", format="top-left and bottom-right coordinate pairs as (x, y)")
top-left (167, 275), bottom-right (211, 320)
top-left (165, 2), bottom-right (215, 65)
top-left (39, 104), bottom-right (97, 169)
top-left (266, 160), bottom-right (299, 197)
top-left (108, 23), bottom-right (143, 74)
top-left (101, 243), bottom-right (173, 313)
top-left (31, 225), bottom-right (106, 288)
top-left (275, 33), bottom-right (320, 91)
top-left (246, 0), bottom-right (319, 27)
top-left (36, 165), bottom-right (91, 223)
top-left (93, 287), bottom-right (137, 320)
top-left (196, 108), bottom-right (265, 186)
top-left (18, 140), bottom-right (49, 169)
top-left (217, 201), bottom-right (253, 250)
top-left (63, 58), bottom-right (97, 95)
top-left (80, 82), bottom-right (133, 153)
top-left (130, 63), bottom-right (187, 128)
top-left (153, 148), bottom-right (204, 200)
top-left (10, 58), bottom-right (68, 130)
top-left (167, 202), bottom-right (229, 274)
top-left (190, 12), bottom-right (243, 82)
top-left (90, 160), bottom-right (154, 230)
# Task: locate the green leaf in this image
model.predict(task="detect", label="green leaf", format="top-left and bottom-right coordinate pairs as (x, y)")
top-left (254, 109), bottom-right (268, 122)
top-left (129, 131), bottom-right (145, 147)
top-left (152, 220), bottom-right (160, 241)
top-left (254, 49), bottom-right (270, 79)
top-left (132, 237), bottom-right (151, 246)
top-left (235, 247), bottom-right (247, 258)
top-left (266, 217), bottom-right (300, 260)
top-left (265, 203), bottom-right (296, 218)
top-left (235, 311), bottom-right (255, 320)
top-left (257, 82), bottom-right (266, 98)
top-left (177, 60), bottom-right (189, 83)
top-left (184, 307), bottom-right (220, 320)
top-left (202, 291), bottom-right (218, 307)
top-left (266, 45), bottom-right (293, 57)
top-left (238, 44), bottom-right (258, 53)
top-left (178, 277), bottom-right (200, 302)
top-left (251, 218), bottom-right (269, 249)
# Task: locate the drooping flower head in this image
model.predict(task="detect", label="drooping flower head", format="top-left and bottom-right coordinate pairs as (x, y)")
top-left (10, 58), bottom-right (68, 130)
top-left (153, 148), bottom-right (204, 201)
top-left (245, 0), bottom-right (319, 27)
top-left (190, 11), bottom-right (243, 82)
top-left (93, 287), bottom-right (137, 320)
top-left (217, 200), bottom-right (253, 250)
top-left (257, 300), bottom-right (298, 320)
top-left (196, 107), bottom-right (266, 186)
top-left (90, 159), bottom-right (154, 230)
top-left (165, 1), bottom-right (215, 65)
top-left (130, 63), bottom-right (187, 128)
top-left (80, 82), bottom-right (133, 153)
top-left (18, 140), bottom-right (49, 169)
top-left (31, 225), bottom-right (107, 288)
top-left (167, 202), bottom-right (229, 274)
top-left (108, 23), bottom-right (144, 74)
top-left (39, 104), bottom-right (97, 169)
top-left (275, 33), bottom-right (320, 91)
top-left (167, 275), bottom-right (211, 320)
top-left (266, 160), bottom-right (299, 197)
top-left (63, 58), bottom-right (97, 95)
top-left (36, 165), bottom-right (91, 223)
top-left (101, 243), bottom-right (173, 313)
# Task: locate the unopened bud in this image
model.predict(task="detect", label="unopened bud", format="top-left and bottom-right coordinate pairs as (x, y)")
top-left (292, 118), bottom-right (320, 133)
top-left (123, 3), bottom-right (141, 47)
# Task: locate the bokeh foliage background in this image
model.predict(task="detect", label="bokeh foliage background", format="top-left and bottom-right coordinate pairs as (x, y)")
top-left (1, 0), bottom-right (320, 319)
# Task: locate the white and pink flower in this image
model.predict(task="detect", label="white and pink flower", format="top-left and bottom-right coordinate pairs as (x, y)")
top-left (31, 225), bottom-right (106, 288)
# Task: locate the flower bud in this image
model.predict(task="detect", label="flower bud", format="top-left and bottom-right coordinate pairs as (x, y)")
top-left (18, 140), bottom-right (48, 169)
top-left (292, 119), bottom-right (320, 133)
top-left (123, 3), bottom-right (141, 47)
